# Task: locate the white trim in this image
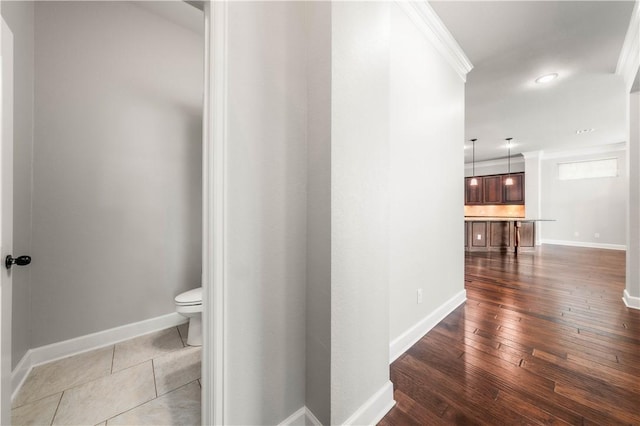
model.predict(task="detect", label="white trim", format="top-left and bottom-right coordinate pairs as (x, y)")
top-left (202, 2), bottom-right (227, 426)
top-left (0, 18), bottom-right (14, 426)
top-left (342, 381), bottom-right (395, 426)
top-left (470, 143), bottom-right (628, 166)
top-left (541, 239), bottom-right (626, 251)
top-left (616, 0), bottom-right (640, 93)
top-left (541, 142), bottom-right (627, 160)
top-left (11, 312), bottom-right (186, 400)
top-left (10, 349), bottom-right (31, 403)
top-left (305, 407), bottom-right (323, 426)
top-left (394, 1), bottom-right (472, 82)
top-left (389, 289), bottom-right (466, 363)
top-left (623, 289), bottom-right (640, 310)
top-left (278, 407), bottom-right (306, 426)
top-left (278, 407), bottom-right (323, 426)
top-left (521, 151), bottom-right (543, 160)
top-left (465, 156), bottom-right (524, 169)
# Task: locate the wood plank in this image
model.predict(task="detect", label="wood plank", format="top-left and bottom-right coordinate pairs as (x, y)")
top-left (391, 390), bottom-right (452, 426)
top-left (380, 245), bottom-right (640, 425)
top-left (396, 354), bottom-right (530, 425)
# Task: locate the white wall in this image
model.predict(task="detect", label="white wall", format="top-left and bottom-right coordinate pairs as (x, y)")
top-left (523, 152), bottom-right (542, 242)
top-left (224, 2), bottom-right (307, 424)
top-left (388, 3), bottom-right (465, 344)
top-left (627, 89), bottom-right (639, 299)
top-left (216, 3), bottom-right (471, 423)
top-left (330, 2), bottom-right (392, 424)
top-left (31, 1), bottom-right (203, 347)
top-left (1, 1), bottom-right (33, 369)
top-left (541, 146), bottom-right (627, 247)
top-left (305, 2), bottom-right (331, 424)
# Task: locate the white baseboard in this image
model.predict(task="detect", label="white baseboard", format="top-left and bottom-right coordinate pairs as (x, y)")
top-left (623, 289), bottom-right (640, 310)
top-left (541, 239), bottom-right (626, 251)
top-left (11, 350), bottom-right (33, 402)
top-left (342, 380), bottom-right (395, 426)
top-left (389, 289), bottom-right (466, 363)
top-left (305, 408), bottom-right (323, 426)
top-left (12, 312), bottom-right (187, 400)
top-left (279, 383), bottom-right (396, 426)
top-left (278, 406), bottom-right (322, 426)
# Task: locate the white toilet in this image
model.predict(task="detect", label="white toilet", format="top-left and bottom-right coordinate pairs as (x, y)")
top-left (175, 287), bottom-right (202, 346)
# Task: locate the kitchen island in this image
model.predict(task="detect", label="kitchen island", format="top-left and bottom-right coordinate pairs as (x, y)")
top-left (464, 217), bottom-right (553, 254)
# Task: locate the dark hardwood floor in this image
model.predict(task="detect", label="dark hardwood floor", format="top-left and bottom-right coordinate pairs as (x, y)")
top-left (379, 245), bottom-right (640, 425)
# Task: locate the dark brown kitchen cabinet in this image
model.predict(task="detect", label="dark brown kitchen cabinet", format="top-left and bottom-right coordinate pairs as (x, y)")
top-left (464, 172), bottom-right (525, 205)
top-left (519, 221), bottom-right (535, 247)
top-left (465, 178), bottom-right (483, 204)
top-left (464, 223), bottom-right (468, 248)
top-left (489, 221), bottom-right (511, 247)
top-left (465, 220), bottom-right (536, 252)
top-left (483, 176), bottom-right (503, 204)
top-left (470, 222), bottom-right (487, 247)
top-left (504, 173), bottom-right (524, 204)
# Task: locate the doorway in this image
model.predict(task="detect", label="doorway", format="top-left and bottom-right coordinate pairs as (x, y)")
top-left (1, 1), bottom-right (210, 423)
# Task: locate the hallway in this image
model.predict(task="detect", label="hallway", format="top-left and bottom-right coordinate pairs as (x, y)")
top-left (380, 245), bottom-right (639, 424)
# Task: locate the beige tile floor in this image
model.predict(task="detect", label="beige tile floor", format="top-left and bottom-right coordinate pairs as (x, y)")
top-left (12, 324), bottom-right (201, 426)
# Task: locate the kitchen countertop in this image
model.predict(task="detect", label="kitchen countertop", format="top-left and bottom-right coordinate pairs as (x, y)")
top-left (464, 217), bottom-right (555, 222)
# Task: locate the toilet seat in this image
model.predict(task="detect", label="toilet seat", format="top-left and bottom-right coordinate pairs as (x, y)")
top-left (175, 287), bottom-right (202, 306)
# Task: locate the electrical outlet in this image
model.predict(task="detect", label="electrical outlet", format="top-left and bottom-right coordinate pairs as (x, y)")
top-left (574, 231), bottom-right (580, 237)
top-left (477, 234), bottom-right (482, 240)
top-left (594, 233), bottom-right (600, 239)
top-left (417, 289), bottom-right (423, 304)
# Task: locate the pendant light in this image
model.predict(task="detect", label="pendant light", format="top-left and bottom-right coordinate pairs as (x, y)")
top-left (505, 138), bottom-right (514, 186)
top-left (469, 139), bottom-right (478, 186)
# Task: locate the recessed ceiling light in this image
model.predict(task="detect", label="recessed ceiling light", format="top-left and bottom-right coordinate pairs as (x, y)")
top-left (535, 73), bottom-right (558, 84)
top-left (576, 128), bottom-right (595, 134)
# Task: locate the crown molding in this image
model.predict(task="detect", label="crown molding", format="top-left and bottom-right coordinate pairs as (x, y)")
top-left (616, 0), bottom-right (640, 92)
top-left (468, 142), bottom-right (627, 166)
top-left (464, 156), bottom-right (524, 169)
top-left (395, 1), bottom-right (473, 82)
top-left (541, 142), bottom-right (626, 160)
top-left (521, 151), bottom-right (544, 160)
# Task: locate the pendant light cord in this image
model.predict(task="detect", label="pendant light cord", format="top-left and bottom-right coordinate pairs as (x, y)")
top-left (471, 139), bottom-right (476, 176)
top-left (506, 137), bottom-right (512, 176)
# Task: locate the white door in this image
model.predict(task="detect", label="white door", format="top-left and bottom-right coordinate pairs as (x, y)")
top-left (0, 17), bottom-right (13, 426)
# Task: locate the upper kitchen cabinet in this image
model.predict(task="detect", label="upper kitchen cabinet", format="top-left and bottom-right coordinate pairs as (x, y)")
top-left (464, 172), bottom-right (525, 205)
top-left (465, 177), bottom-right (483, 204)
top-left (503, 173), bottom-right (524, 204)
top-left (483, 176), bottom-right (503, 204)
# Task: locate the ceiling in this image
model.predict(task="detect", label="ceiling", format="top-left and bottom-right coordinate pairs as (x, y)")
top-left (133, 1), bottom-right (203, 34)
top-left (430, 1), bottom-right (636, 163)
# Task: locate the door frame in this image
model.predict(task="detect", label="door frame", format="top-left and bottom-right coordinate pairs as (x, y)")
top-left (0, 15), bottom-right (13, 426)
top-left (202, 2), bottom-right (227, 425)
top-left (0, 3), bottom-right (228, 423)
